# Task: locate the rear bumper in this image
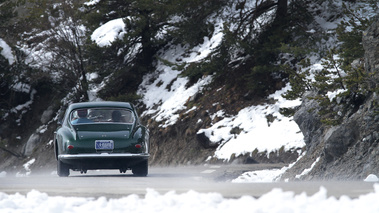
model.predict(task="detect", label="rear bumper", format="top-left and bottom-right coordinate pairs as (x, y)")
top-left (59, 153), bottom-right (149, 159)
top-left (58, 153), bottom-right (149, 170)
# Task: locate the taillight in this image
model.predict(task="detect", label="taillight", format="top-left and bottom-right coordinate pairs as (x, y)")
top-left (67, 145), bottom-right (74, 149)
top-left (135, 144), bottom-right (142, 148)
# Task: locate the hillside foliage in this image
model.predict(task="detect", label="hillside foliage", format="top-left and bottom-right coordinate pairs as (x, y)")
top-left (0, 0), bottom-right (378, 152)
top-left (283, 1), bottom-right (378, 124)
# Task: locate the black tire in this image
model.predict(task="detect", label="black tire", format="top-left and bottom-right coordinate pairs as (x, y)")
top-left (57, 160), bottom-right (70, 177)
top-left (132, 160), bottom-right (148, 177)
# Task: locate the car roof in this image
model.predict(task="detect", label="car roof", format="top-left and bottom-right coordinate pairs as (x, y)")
top-left (68, 101), bottom-right (135, 111)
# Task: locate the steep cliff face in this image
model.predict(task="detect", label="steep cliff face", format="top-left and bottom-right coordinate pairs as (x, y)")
top-left (282, 16), bottom-right (379, 180)
top-left (363, 15), bottom-right (379, 85)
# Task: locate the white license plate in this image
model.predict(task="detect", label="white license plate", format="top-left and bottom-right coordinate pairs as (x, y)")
top-left (95, 140), bottom-right (114, 150)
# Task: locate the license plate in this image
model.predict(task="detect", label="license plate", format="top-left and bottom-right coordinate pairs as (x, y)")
top-left (95, 140), bottom-right (114, 150)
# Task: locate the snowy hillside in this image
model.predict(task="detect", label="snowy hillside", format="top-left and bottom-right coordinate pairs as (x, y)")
top-left (88, 0), bottom-right (377, 163)
top-left (89, 0), bottom-right (306, 163)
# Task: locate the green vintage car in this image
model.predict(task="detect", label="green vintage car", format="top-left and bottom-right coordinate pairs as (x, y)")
top-left (54, 101), bottom-right (149, 177)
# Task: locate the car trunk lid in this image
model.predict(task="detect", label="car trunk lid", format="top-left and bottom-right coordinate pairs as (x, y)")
top-left (73, 123), bottom-right (132, 140)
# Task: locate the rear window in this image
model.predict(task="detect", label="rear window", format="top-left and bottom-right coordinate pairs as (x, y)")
top-left (70, 108), bottom-right (135, 124)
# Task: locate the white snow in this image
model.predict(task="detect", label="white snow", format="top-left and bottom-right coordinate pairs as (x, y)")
top-left (186, 18), bottom-right (224, 63)
top-left (91, 18), bottom-right (127, 47)
top-left (295, 157), bottom-right (321, 179)
top-left (232, 168), bottom-right (286, 183)
top-left (142, 73), bottom-right (212, 128)
top-left (233, 151), bottom-right (306, 183)
top-left (136, 18), bottom-right (224, 128)
top-left (327, 89), bottom-right (348, 102)
top-left (15, 159), bottom-right (35, 177)
top-left (207, 84), bottom-right (304, 160)
top-left (84, 0), bottom-right (100, 6)
top-left (11, 82), bottom-right (31, 93)
top-left (364, 174), bottom-right (379, 182)
top-left (2, 186), bottom-right (379, 213)
top-left (0, 38), bottom-right (15, 65)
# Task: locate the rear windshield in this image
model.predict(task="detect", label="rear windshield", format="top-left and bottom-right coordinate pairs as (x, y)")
top-left (70, 108), bottom-right (135, 125)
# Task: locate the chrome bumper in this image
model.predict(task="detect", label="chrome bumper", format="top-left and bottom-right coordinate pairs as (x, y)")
top-left (58, 153), bottom-right (149, 160)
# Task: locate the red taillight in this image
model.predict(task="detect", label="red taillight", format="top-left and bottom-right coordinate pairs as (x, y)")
top-left (67, 145), bottom-right (74, 149)
top-left (135, 144), bottom-right (142, 148)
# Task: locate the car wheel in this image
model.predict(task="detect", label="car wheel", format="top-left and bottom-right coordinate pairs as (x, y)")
top-left (57, 160), bottom-right (70, 177)
top-left (132, 160), bottom-right (148, 177)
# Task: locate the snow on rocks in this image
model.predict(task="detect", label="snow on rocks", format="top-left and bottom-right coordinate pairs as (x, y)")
top-left (91, 18), bottom-right (127, 47)
top-left (203, 83), bottom-right (305, 161)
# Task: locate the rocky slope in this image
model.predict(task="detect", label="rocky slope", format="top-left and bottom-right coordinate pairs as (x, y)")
top-left (282, 16), bottom-right (379, 180)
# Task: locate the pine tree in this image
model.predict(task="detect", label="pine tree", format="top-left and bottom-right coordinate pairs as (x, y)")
top-left (20, 0), bottom-right (90, 101)
top-left (84, 0), bottom-right (226, 100)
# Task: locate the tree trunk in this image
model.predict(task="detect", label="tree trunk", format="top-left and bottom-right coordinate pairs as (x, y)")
top-left (276, 0), bottom-right (287, 19)
top-left (139, 10), bottom-right (154, 67)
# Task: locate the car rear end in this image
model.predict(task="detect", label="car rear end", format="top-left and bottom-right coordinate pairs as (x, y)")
top-left (56, 102), bottom-right (149, 177)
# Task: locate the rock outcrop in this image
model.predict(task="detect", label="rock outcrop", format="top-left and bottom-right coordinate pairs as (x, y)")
top-left (282, 16), bottom-right (379, 180)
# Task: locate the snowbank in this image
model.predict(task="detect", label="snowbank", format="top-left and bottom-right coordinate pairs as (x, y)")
top-left (2, 186), bottom-right (379, 213)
